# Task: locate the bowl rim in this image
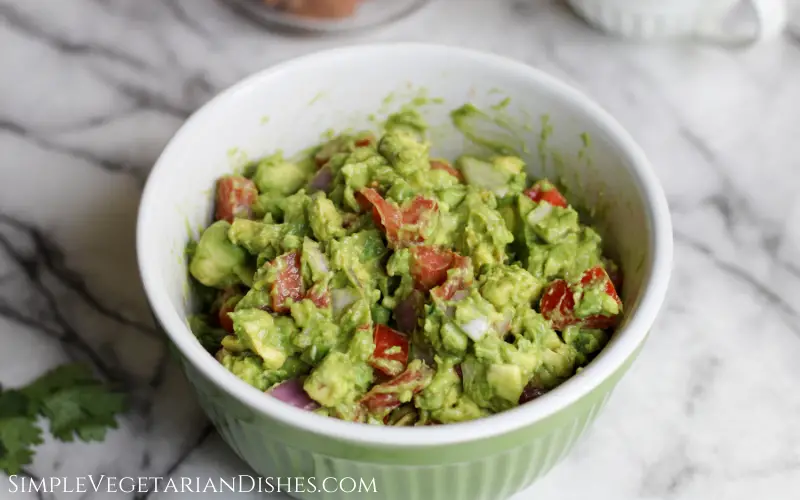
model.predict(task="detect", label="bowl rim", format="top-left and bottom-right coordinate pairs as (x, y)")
top-left (137, 42), bottom-right (673, 448)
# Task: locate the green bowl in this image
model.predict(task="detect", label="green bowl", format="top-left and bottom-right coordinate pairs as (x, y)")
top-left (138, 44), bottom-right (673, 500)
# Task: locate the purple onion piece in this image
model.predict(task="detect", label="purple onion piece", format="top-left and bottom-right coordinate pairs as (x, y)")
top-left (308, 165), bottom-right (333, 192)
top-left (519, 383), bottom-right (547, 405)
top-left (268, 378), bottom-right (320, 411)
top-left (394, 290), bottom-right (424, 335)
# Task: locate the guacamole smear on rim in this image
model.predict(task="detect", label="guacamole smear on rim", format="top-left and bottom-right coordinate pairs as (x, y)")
top-left (187, 108), bottom-right (624, 426)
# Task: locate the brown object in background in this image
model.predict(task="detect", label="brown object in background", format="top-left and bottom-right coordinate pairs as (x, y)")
top-left (264, 0), bottom-right (361, 19)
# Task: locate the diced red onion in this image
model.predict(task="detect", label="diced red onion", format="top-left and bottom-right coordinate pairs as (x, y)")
top-left (394, 290), bottom-right (423, 334)
top-left (460, 316), bottom-right (489, 341)
top-left (268, 379), bottom-right (320, 411)
top-left (450, 289), bottom-right (469, 302)
top-left (308, 165), bottom-right (333, 192)
top-left (332, 288), bottom-right (359, 315)
top-left (519, 383), bottom-right (547, 404)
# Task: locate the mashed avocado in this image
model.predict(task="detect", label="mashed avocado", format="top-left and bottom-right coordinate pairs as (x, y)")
top-left (186, 107), bottom-right (624, 426)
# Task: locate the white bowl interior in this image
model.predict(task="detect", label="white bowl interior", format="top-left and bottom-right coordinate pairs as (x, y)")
top-left (137, 44), bottom-right (670, 446)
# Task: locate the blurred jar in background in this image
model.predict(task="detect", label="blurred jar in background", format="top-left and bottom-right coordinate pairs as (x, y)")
top-left (230, 0), bottom-right (429, 32)
top-left (263, 0), bottom-right (361, 19)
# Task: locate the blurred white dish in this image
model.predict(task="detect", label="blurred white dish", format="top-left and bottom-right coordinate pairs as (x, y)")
top-left (568, 0), bottom-right (787, 45)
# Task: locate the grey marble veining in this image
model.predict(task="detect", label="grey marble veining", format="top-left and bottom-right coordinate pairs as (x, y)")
top-left (0, 0), bottom-right (798, 498)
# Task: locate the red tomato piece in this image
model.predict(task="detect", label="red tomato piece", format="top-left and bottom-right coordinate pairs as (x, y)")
top-left (524, 180), bottom-right (568, 208)
top-left (216, 288), bottom-right (241, 334)
top-left (540, 266), bottom-right (622, 330)
top-left (357, 188), bottom-right (403, 239)
top-left (357, 189), bottom-right (438, 247)
top-left (215, 176), bottom-right (258, 223)
top-left (431, 255), bottom-right (472, 300)
top-left (580, 266), bottom-right (622, 305)
top-left (270, 251), bottom-right (304, 314)
top-left (360, 364), bottom-right (433, 415)
top-left (430, 160), bottom-right (463, 181)
top-left (354, 134), bottom-right (374, 147)
top-left (305, 283), bottom-right (330, 309)
top-left (354, 191), bottom-right (373, 212)
top-left (218, 307), bottom-right (234, 334)
top-left (539, 279), bottom-right (576, 330)
top-left (369, 325), bottom-right (410, 377)
top-left (361, 393), bottom-right (399, 415)
top-left (409, 246), bottom-right (457, 291)
top-left (402, 196), bottom-right (438, 226)
top-left (606, 266), bottom-right (624, 294)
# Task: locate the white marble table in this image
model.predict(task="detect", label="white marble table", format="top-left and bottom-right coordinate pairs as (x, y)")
top-left (1, 0), bottom-right (799, 498)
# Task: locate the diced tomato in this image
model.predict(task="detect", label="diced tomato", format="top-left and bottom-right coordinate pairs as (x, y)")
top-left (270, 251), bottom-right (304, 314)
top-left (359, 363), bottom-right (433, 415)
top-left (410, 246), bottom-right (457, 291)
top-left (305, 283), bottom-right (330, 309)
top-left (354, 134), bottom-right (375, 148)
top-left (454, 364), bottom-right (463, 378)
top-left (361, 393), bottom-right (400, 416)
top-left (369, 325), bottom-right (410, 377)
top-left (402, 196), bottom-right (438, 226)
top-left (215, 176), bottom-right (258, 223)
top-left (580, 266), bottom-right (621, 304)
top-left (218, 307), bottom-right (234, 333)
top-left (217, 288), bottom-right (241, 334)
top-left (430, 255), bottom-right (472, 300)
top-left (430, 160), bottom-right (463, 181)
top-left (357, 189), bottom-right (438, 247)
top-left (357, 188), bottom-right (402, 239)
top-left (354, 191), bottom-right (372, 212)
top-left (540, 266), bottom-right (622, 330)
top-left (539, 279), bottom-right (575, 330)
top-left (524, 180), bottom-right (568, 208)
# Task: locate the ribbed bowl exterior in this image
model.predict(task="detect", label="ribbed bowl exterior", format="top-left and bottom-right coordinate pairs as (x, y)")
top-left (176, 344), bottom-right (642, 500)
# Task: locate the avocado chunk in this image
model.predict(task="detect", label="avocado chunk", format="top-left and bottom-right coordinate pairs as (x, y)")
top-left (456, 155), bottom-right (526, 197)
top-left (189, 220), bottom-right (252, 288)
top-left (228, 219), bottom-right (283, 256)
top-left (253, 153), bottom-right (312, 196)
top-left (308, 193), bottom-right (345, 243)
top-left (229, 309), bottom-right (296, 370)
top-left (479, 264), bottom-right (544, 308)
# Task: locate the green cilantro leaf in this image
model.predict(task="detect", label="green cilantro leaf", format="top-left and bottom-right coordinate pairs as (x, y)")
top-left (0, 363), bottom-right (127, 475)
top-left (0, 389), bottom-right (43, 475)
top-left (22, 363), bottom-right (126, 442)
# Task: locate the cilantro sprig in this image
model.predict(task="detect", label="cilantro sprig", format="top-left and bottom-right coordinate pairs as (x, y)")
top-left (0, 363), bottom-right (126, 475)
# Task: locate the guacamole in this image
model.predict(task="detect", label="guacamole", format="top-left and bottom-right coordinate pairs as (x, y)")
top-left (187, 109), bottom-right (624, 426)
